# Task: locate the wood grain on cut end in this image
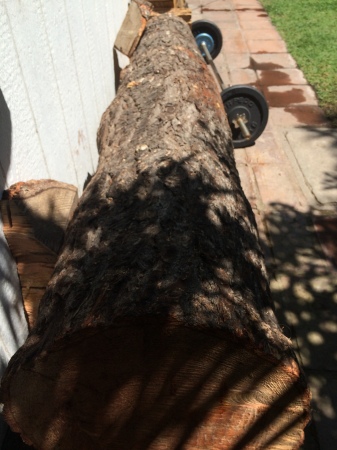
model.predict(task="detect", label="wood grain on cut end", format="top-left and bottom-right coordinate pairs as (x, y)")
top-left (1, 180), bottom-right (78, 328)
top-left (3, 321), bottom-right (309, 450)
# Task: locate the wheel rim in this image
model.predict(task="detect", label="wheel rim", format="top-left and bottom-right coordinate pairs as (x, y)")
top-left (221, 86), bottom-right (269, 148)
top-left (192, 20), bottom-right (223, 60)
top-left (195, 33), bottom-right (215, 56)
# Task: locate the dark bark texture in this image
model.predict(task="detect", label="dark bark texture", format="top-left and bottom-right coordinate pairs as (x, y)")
top-left (1, 14), bottom-right (310, 450)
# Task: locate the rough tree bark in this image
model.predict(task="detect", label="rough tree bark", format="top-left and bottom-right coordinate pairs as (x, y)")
top-left (1, 14), bottom-right (310, 450)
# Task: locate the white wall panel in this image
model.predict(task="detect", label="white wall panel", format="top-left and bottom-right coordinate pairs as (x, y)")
top-left (0, 1), bottom-right (129, 430)
top-left (0, 2), bottom-right (50, 189)
top-left (40, 0), bottom-right (95, 183)
top-left (96, 1), bottom-right (116, 98)
top-left (1, 0), bottom-right (129, 194)
top-left (64, 0), bottom-right (102, 168)
top-left (82, 3), bottom-right (111, 118)
top-left (5, 0), bottom-right (79, 186)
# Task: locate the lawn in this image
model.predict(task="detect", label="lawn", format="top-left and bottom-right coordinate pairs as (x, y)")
top-left (259, 0), bottom-right (337, 126)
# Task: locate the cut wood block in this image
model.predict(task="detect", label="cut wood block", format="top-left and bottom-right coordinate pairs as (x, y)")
top-left (114, 1), bottom-right (153, 57)
top-left (1, 179), bottom-right (78, 329)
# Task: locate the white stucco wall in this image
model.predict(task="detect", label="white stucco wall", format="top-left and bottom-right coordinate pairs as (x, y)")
top-left (0, 0), bottom-right (129, 439)
top-left (1, 0), bottom-right (129, 192)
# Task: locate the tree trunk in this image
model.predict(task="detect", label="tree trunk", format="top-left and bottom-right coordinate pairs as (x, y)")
top-left (1, 14), bottom-right (310, 450)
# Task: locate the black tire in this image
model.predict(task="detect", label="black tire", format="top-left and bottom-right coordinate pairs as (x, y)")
top-left (221, 85), bottom-right (269, 148)
top-left (192, 20), bottom-right (223, 61)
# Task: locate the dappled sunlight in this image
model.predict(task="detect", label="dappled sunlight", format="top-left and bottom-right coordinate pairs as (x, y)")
top-left (259, 201), bottom-right (337, 447)
top-left (1, 157), bottom-right (309, 448)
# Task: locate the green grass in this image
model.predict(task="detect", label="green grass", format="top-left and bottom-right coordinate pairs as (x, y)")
top-left (259, 0), bottom-right (337, 126)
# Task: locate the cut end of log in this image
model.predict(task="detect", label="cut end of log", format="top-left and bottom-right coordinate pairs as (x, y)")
top-left (2, 319), bottom-right (310, 450)
top-left (1, 179), bottom-right (78, 329)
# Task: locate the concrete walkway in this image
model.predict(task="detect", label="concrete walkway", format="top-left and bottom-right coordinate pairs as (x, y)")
top-left (189, 0), bottom-right (337, 448)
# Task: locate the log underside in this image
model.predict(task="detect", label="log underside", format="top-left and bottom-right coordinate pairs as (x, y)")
top-left (5, 320), bottom-right (307, 450)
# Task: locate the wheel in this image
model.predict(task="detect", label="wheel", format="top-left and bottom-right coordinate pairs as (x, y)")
top-left (192, 20), bottom-right (223, 61)
top-left (221, 85), bottom-right (269, 148)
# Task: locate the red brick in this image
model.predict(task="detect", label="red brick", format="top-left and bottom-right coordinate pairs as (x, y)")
top-left (257, 68), bottom-right (307, 86)
top-left (237, 10), bottom-right (269, 22)
top-left (225, 52), bottom-right (251, 70)
top-left (233, 147), bottom-right (248, 165)
top-left (252, 163), bottom-right (307, 208)
top-left (269, 106), bottom-right (329, 127)
top-left (236, 162), bottom-right (261, 209)
top-left (232, 0), bottom-right (262, 7)
top-left (245, 130), bottom-right (286, 165)
top-left (223, 35), bottom-right (249, 53)
top-left (210, 53), bottom-right (231, 87)
top-left (218, 28), bottom-right (243, 40)
top-left (251, 53), bottom-right (297, 70)
top-left (262, 85), bottom-right (318, 107)
top-left (247, 39), bottom-right (288, 54)
top-left (229, 68), bottom-right (258, 85)
top-left (244, 28), bottom-right (282, 41)
top-left (201, 0), bottom-right (232, 9)
top-left (239, 19), bottom-right (277, 31)
top-left (202, 10), bottom-right (237, 23)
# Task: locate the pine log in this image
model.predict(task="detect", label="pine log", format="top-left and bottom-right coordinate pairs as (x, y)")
top-left (1, 15), bottom-right (310, 450)
top-left (0, 180), bottom-right (78, 329)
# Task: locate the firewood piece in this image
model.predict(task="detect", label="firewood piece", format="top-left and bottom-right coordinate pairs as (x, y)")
top-left (0, 180), bottom-right (78, 328)
top-left (114, 0), bottom-right (153, 57)
top-left (1, 15), bottom-right (310, 450)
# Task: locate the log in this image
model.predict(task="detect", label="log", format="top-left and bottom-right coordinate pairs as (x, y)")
top-left (1, 14), bottom-right (310, 450)
top-left (0, 180), bottom-right (78, 329)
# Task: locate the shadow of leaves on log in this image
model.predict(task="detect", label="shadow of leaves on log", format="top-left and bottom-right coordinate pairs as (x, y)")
top-left (1, 157), bottom-right (309, 449)
top-left (1, 14), bottom-right (309, 450)
top-left (42, 157), bottom-right (274, 338)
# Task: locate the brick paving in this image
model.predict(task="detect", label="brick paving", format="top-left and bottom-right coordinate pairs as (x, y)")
top-left (189, 0), bottom-right (337, 448)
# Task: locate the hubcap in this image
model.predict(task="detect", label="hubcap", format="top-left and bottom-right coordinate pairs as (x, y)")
top-left (195, 33), bottom-right (215, 55)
